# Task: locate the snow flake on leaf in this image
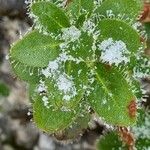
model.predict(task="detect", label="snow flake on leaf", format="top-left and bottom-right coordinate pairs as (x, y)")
top-left (42, 60), bottom-right (59, 78)
top-left (82, 19), bottom-right (96, 35)
top-left (42, 96), bottom-right (49, 108)
top-left (61, 26), bottom-right (81, 42)
top-left (98, 38), bottom-right (130, 65)
top-left (37, 80), bottom-right (47, 93)
top-left (56, 74), bottom-right (77, 101)
top-left (41, 56), bottom-right (77, 102)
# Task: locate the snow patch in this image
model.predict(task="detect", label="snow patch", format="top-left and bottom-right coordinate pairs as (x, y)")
top-left (61, 26), bottom-right (81, 42)
top-left (42, 60), bottom-right (59, 78)
top-left (41, 57), bottom-right (77, 101)
top-left (56, 74), bottom-right (77, 101)
top-left (82, 20), bottom-right (96, 35)
top-left (98, 38), bottom-right (130, 65)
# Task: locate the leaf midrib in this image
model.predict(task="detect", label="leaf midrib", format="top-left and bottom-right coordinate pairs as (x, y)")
top-left (44, 13), bottom-right (64, 28)
top-left (93, 66), bottom-right (123, 110)
top-left (12, 42), bottom-right (60, 57)
top-left (78, 0), bottom-right (81, 16)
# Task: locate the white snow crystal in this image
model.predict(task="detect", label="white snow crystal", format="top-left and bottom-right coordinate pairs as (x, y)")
top-left (102, 99), bottom-right (107, 105)
top-left (42, 60), bottom-right (59, 78)
top-left (42, 96), bottom-right (49, 108)
top-left (58, 52), bottom-right (69, 62)
top-left (57, 74), bottom-right (73, 93)
top-left (132, 22), bottom-right (142, 31)
top-left (61, 26), bottom-right (81, 42)
top-left (99, 38), bottom-right (130, 65)
top-left (47, 60), bottom-right (59, 71)
top-left (82, 20), bottom-right (96, 35)
top-left (37, 80), bottom-right (47, 93)
top-left (56, 74), bottom-right (77, 101)
top-left (106, 10), bottom-right (115, 18)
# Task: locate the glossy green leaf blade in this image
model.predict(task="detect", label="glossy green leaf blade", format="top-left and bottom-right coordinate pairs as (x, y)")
top-left (10, 31), bottom-right (60, 68)
top-left (97, 131), bottom-right (127, 150)
top-left (31, 1), bottom-right (70, 33)
top-left (96, 0), bottom-right (142, 21)
top-left (11, 62), bottom-right (40, 83)
top-left (88, 63), bottom-right (136, 126)
top-left (33, 95), bottom-right (80, 133)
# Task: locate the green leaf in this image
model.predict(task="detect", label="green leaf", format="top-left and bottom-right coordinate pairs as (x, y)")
top-left (144, 23), bottom-right (150, 39)
top-left (88, 63), bottom-right (136, 126)
top-left (97, 18), bottom-right (141, 55)
top-left (10, 30), bottom-right (60, 68)
top-left (28, 83), bottom-right (37, 103)
top-left (66, 0), bottom-right (94, 19)
top-left (0, 82), bottom-right (10, 97)
top-left (144, 23), bottom-right (150, 49)
top-left (75, 14), bottom-right (86, 28)
top-left (33, 95), bottom-right (80, 133)
top-left (54, 105), bottom-right (90, 141)
top-left (11, 62), bottom-right (40, 83)
top-left (44, 61), bottom-right (89, 108)
top-left (97, 131), bottom-right (127, 150)
top-left (96, 19), bottom-right (143, 68)
top-left (68, 32), bottom-right (94, 61)
top-left (136, 138), bottom-right (150, 150)
top-left (96, 0), bottom-right (142, 22)
top-left (33, 61), bottom-right (89, 132)
top-left (31, 1), bottom-right (70, 33)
